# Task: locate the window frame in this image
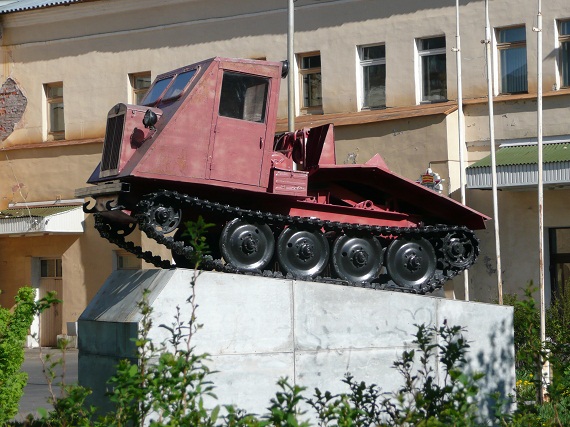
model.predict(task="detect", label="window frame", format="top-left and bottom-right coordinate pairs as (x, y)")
top-left (297, 52), bottom-right (323, 114)
top-left (358, 43), bottom-right (386, 110)
top-left (129, 72), bottom-right (152, 105)
top-left (40, 258), bottom-right (62, 278)
top-left (416, 36), bottom-right (448, 104)
top-left (45, 82), bottom-right (65, 141)
top-left (558, 19), bottom-right (570, 89)
top-left (496, 25), bottom-right (528, 94)
top-left (114, 250), bottom-right (141, 271)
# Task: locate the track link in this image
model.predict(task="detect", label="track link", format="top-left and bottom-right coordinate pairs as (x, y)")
top-left (93, 190), bottom-right (479, 295)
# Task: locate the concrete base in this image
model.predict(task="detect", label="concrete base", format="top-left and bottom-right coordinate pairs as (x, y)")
top-left (79, 269), bottom-right (515, 419)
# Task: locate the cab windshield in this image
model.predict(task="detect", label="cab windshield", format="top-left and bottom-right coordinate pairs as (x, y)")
top-left (141, 77), bottom-right (172, 105)
top-left (163, 70), bottom-right (196, 100)
top-left (141, 69), bottom-right (197, 105)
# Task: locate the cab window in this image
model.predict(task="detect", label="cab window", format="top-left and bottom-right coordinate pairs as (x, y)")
top-left (163, 70), bottom-right (197, 100)
top-left (219, 72), bottom-right (269, 123)
top-left (141, 76), bottom-right (173, 105)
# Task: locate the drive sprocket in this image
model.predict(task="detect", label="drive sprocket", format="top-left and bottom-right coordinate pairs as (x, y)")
top-left (441, 230), bottom-right (478, 269)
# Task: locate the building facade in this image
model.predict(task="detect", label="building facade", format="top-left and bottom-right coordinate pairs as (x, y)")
top-left (1, 0), bottom-right (569, 344)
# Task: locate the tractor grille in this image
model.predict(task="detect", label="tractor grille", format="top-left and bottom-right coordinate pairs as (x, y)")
top-left (101, 114), bottom-right (125, 172)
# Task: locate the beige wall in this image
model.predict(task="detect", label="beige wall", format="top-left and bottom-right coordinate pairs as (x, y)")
top-left (0, 143), bottom-right (101, 205)
top-left (0, 143), bottom-right (171, 330)
top-left (3, 0), bottom-right (570, 146)
top-left (452, 188), bottom-right (570, 304)
top-left (464, 96), bottom-right (570, 148)
top-left (0, 232), bottom-right (105, 333)
top-left (334, 112), bottom-right (468, 195)
top-left (0, 215), bottom-right (171, 333)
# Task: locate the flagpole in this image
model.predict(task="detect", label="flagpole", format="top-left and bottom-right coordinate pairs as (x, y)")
top-left (454, 0), bottom-right (469, 300)
top-left (534, 0), bottom-right (548, 403)
top-left (287, 0), bottom-right (295, 133)
top-left (484, 0), bottom-right (503, 304)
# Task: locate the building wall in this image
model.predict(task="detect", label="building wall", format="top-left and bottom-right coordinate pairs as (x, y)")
top-left (334, 115), bottom-right (456, 192)
top-left (3, 0), bottom-right (570, 147)
top-left (0, 233), bottom-right (96, 331)
top-left (0, 143), bottom-right (100, 205)
top-left (0, 0), bottom-right (569, 334)
top-left (456, 188), bottom-right (570, 304)
top-left (464, 96), bottom-right (570, 148)
top-left (0, 143), bottom-right (171, 337)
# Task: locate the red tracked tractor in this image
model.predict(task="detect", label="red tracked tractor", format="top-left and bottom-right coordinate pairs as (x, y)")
top-left (76, 57), bottom-right (489, 294)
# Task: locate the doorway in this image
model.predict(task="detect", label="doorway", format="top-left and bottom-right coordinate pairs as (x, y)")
top-left (549, 228), bottom-right (570, 301)
top-left (39, 258), bottom-right (63, 347)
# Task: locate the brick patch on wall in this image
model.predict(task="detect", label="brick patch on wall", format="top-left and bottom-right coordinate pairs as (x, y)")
top-left (0, 78), bottom-right (28, 141)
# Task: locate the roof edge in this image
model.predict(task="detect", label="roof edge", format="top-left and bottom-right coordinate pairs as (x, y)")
top-left (275, 102), bottom-right (458, 132)
top-left (0, 0), bottom-right (91, 15)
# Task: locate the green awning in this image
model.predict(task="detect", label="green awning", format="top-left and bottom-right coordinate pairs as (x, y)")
top-left (469, 142), bottom-right (570, 168)
top-left (467, 142), bottom-right (570, 189)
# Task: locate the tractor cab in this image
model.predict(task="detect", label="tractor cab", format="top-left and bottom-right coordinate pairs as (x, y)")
top-left (88, 57), bottom-right (284, 191)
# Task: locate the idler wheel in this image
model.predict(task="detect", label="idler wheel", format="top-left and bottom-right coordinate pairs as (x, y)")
top-left (442, 231), bottom-right (477, 269)
top-left (277, 227), bottom-right (329, 278)
top-left (331, 234), bottom-right (382, 283)
top-left (148, 204), bottom-right (182, 234)
top-left (386, 237), bottom-right (436, 289)
top-left (220, 218), bottom-right (274, 271)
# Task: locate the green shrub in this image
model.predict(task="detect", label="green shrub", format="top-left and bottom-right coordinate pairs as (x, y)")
top-left (308, 323), bottom-right (485, 427)
top-left (503, 282), bottom-right (570, 426)
top-left (0, 288), bottom-right (60, 424)
top-left (0, 287), bottom-right (38, 423)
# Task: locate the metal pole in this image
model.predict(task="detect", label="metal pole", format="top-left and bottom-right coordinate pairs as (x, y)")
top-left (534, 0), bottom-right (548, 403)
top-left (484, 0), bottom-right (503, 304)
top-left (454, 0), bottom-right (468, 301)
top-left (287, 0), bottom-right (295, 133)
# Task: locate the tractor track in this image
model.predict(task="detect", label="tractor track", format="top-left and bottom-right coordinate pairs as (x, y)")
top-left (93, 189), bottom-right (479, 295)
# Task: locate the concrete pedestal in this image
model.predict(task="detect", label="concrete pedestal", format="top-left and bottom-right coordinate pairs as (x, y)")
top-left (79, 269), bottom-right (515, 418)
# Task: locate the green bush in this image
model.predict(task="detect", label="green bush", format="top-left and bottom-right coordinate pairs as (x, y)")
top-left (0, 288), bottom-right (60, 424)
top-left (0, 287), bottom-right (38, 423)
top-left (308, 324), bottom-right (485, 427)
top-left (503, 282), bottom-right (570, 426)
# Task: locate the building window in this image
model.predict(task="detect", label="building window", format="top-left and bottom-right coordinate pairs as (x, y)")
top-left (550, 228), bottom-right (570, 300)
top-left (497, 26), bottom-right (527, 94)
top-left (298, 53), bottom-right (322, 113)
top-left (45, 82), bottom-right (64, 140)
top-left (130, 72), bottom-right (152, 105)
top-left (115, 250), bottom-right (140, 270)
top-left (359, 44), bottom-right (386, 109)
top-left (559, 20), bottom-right (570, 88)
top-left (40, 258), bottom-right (62, 278)
top-left (417, 36), bottom-right (447, 103)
